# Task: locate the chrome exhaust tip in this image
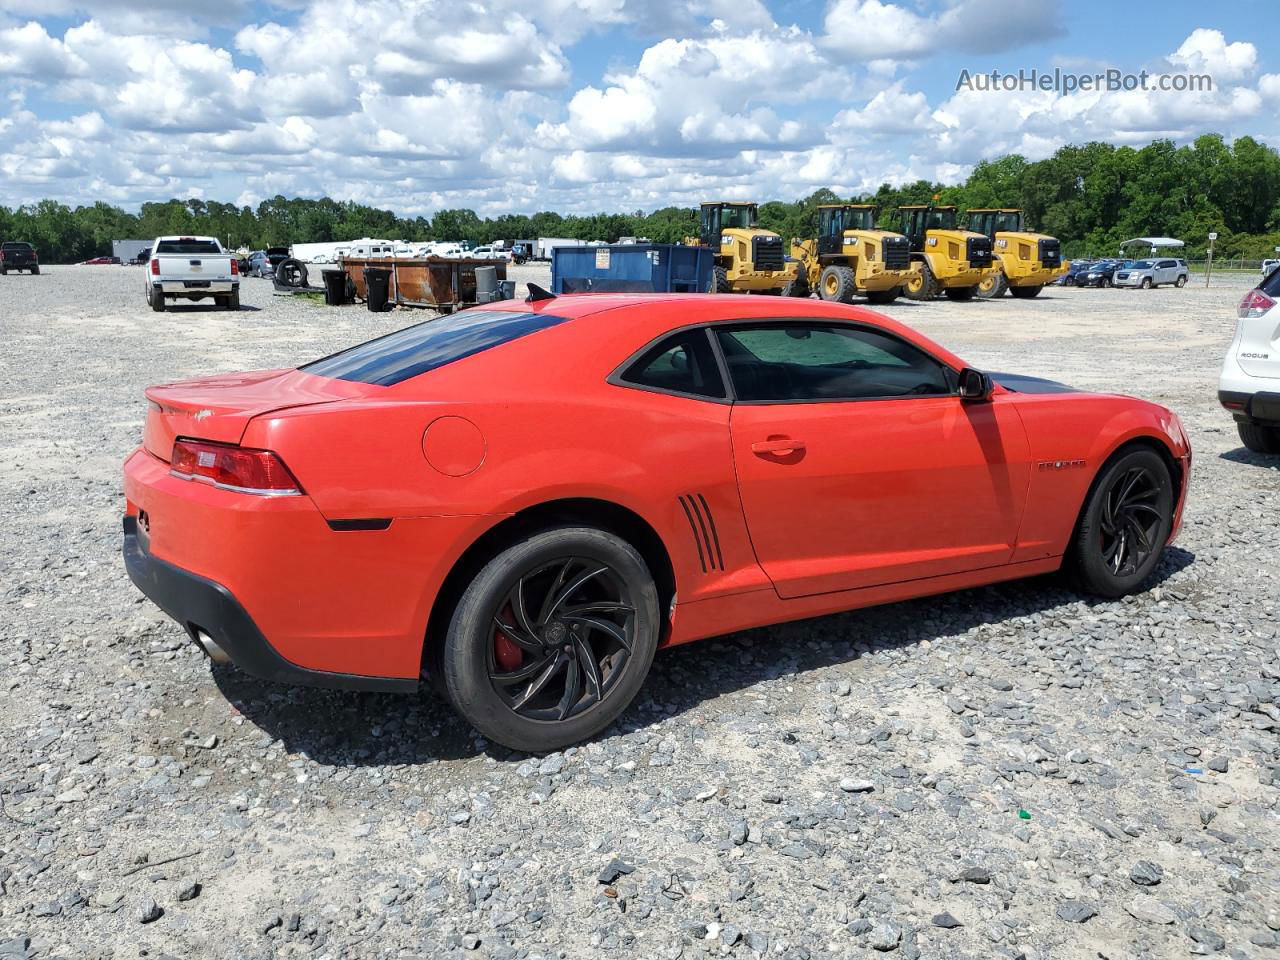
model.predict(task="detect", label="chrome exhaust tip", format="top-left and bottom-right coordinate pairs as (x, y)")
top-left (194, 629), bottom-right (231, 665)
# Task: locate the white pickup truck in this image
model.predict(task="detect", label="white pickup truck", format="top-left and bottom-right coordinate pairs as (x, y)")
top-left (146, 236), bottom-right (240, 312)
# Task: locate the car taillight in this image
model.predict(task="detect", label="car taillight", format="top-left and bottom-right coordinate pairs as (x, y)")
top-left (1239, 289), bottom-right (1275, 318)
top-left (150, 259), bottom-right (160, 276)
top-left (170, 439), bottom-right (303, 496)
top-left (230, 258), bottom-right (239, 275)
top-left (30, 250), bottom-right (37, 261)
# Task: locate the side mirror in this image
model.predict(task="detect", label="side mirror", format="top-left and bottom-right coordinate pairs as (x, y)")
top-left (958, 367), bottom-right (993, 402)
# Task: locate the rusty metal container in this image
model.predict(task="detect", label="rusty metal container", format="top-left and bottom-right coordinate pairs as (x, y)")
top-left (340, 257), bottom-right (508, 311)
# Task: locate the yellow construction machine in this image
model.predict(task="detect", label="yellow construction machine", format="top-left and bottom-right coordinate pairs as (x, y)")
top-left (965, 208), bottom-right (1068, 298)
top-left (689, 202), bottom-right (797, 294)
top-left (897, 204), bottom-right (1000, 301)
top-left (787, 204), bottom-right (919, 304)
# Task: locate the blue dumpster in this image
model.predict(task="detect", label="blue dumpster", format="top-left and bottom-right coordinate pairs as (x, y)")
top-left (551, 244), bottom-right (714, 294)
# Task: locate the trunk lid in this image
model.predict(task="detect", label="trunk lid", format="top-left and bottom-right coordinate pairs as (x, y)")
top-left (143, 368), bottom-right (367, 460)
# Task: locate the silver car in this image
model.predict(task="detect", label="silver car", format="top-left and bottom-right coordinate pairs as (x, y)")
top-left (1113, 257), bottom-right (1189, 289)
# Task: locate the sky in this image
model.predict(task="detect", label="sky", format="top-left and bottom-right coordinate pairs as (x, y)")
top-left (0, 0), bottom-right (1276, 217)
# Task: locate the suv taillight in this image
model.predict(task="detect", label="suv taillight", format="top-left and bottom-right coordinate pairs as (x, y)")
top-left (170, 439), bottom-right (303, 496)
top-left (1239, 289), bottom-right (1276, 319)
top-left (30, 249), bottom-right (37, 261)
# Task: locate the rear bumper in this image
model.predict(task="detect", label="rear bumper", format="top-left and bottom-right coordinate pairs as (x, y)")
top-left (1219, 389), bottom-right (1280, 425)
top-left (123, 514), bottom-right (416, 692)
top-left (155, 280), bottom-right (237, 294)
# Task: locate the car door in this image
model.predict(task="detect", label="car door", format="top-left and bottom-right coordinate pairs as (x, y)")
top-left (1156, 259), bottom-right (1175, 284)
top-left (719, 321), bottom-right (1032, 599)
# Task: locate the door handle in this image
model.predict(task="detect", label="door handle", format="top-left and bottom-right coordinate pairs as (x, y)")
top-left (751, 438), bottom-right (805, 455)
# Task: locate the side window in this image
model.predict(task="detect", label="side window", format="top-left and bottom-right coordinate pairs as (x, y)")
top-left (1159, 260), bottom-right (1175, 268)
top-left (619, 329), bottom-right (726, 399)
top-left (715, 323), bottom-right (952, 402)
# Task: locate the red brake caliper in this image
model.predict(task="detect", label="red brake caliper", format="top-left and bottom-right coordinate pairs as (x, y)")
top-left (494, 604), bottom-right (524, 672)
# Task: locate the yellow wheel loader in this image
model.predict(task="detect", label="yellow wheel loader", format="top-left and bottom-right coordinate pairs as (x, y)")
top-left (787, 204), bottom-right (920, 305)
top-left (965, 209), bottom-right (1068, 299)
top-left (897, 205), bottom-right (1000, 301)
top-left (688, 202), bottom-right (797, 294)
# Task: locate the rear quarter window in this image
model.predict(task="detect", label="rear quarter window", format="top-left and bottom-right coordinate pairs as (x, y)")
top-left (302, 310), bottom-right (568, 386)
top-left (1261, 267), bottom-right (1280, 298)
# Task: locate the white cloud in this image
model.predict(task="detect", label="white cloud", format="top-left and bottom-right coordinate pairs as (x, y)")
top-left (0, 9), bottom-right (1275, 220)
top-left (822, 0), bottom-right (1060, 61)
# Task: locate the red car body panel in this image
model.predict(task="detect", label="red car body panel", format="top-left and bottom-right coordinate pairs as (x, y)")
top-left (122, 294), bottom-right (1191, 686)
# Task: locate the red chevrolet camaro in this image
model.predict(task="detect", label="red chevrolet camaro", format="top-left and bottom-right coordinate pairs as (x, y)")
top-left (124, 292), bottom-right (1191, 751)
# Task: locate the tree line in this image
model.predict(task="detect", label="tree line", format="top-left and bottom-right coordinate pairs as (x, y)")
top-left (3, 134), bottom-right (1279, 263)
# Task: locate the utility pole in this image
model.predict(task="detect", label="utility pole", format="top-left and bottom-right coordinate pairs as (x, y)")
top-left (1205, 232), bottom-right (1216, 288)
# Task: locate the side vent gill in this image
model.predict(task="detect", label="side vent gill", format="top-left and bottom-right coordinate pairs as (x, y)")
top-left (677, 493), bottom-right (724, 573)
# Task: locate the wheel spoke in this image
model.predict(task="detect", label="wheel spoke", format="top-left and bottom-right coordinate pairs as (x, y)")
top-left (574, 636), bottom-right (604, 703)
top-left (536, 560), bottom-right (573, 625)
top-left (1114, 469), bottom-right (1143, 509)
top-left (1123, 512), bottom-right (1153, 556)
top-left (491, 652), bottom-right (555, 685)
top-left (544, 565), bottom-right (608, 621)
top-left (511, 652), bottom-right (567, 710)
top-left (510, 576), bottom-right (539, 638)
top-left (563, 614), bottom-right (631, 652)
top-left (560, 600), bottom-right (635, 616)
top-left (556, 657), bottom-right (581, 719)
top-left (492, 616), bottom-right (543, 653)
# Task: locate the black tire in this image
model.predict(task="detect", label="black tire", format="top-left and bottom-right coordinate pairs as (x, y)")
top-left (230, 288), bottom-right (240, 310)
top-left (442, 526), bottom-right (661, 753)
top-left (903, 261), bottom-right (937, 301)
top-left (865, 288), bottom-right (899, 305)
top-left (818, 265), bottom-right (857, 303)
top-left (1237, 422), bottom-right (1280, 454)
top-left (975, 272), bottom-right (1006, 299)
top-left (781, 274), bottom-right (809, 298)
top-left (1009, 284), bottom-right (1043, 299)
top-left (710, 265), bottom-right (730, 293)
top-left (1, 267), bottom-right (6, 276)
top-left (275, 258), bottom-right (308, 288)
top-left (1067, 447), bottom-right (1174, 598)
top-left (150, 287), bottom-right (165, 312)
top-left (944, 286), bottom-right (977, 301)
top-left (1175, 275), bottom-right (1187, 288)
top-left (30, 265), bottom-right (39, 275)
top-left (1141, 277), bottom-right (1152, 289)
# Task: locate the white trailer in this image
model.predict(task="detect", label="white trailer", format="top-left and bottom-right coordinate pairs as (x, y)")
top-left (290, 238), bottom-right (400, 263)
top-left (536, 237), bottom-right (577, 260)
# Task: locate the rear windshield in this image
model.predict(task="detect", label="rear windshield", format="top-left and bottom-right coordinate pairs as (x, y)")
top-left (302, 310), bottom-right (568, 386)
top-left (2, 242), bottom-right (32, 251)
top-left (155, 239), bottom-right (223, 255)
top-left (1261, 266), bottom-right (1280, 296)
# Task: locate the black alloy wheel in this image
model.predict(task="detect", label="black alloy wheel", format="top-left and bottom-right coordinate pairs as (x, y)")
top-left (1068, 448), bottom-right (1173, 597)
top-left (442, 526), bottom-right (660, 752)
top-left (487, 557), bottom-right (636, 721)
top-left (1097, 465), bottom-right (1164, 577)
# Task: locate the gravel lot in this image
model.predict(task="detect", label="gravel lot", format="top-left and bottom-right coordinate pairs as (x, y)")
top-left (2, 265), bottom-right (1277, 960)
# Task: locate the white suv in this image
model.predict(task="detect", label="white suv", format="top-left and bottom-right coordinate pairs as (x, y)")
top-left (1219, 270), bottom-right (1280, 453)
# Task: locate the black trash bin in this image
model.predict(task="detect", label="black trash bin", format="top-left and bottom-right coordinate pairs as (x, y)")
top-left (364, 267), bottom-right (392, 312)
top-left (322, 269), bottom-right (349, 306)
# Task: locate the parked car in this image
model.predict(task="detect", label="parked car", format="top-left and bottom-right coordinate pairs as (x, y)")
top-left (1261, 259), bottom-right (1279, 279)
top-left (1, 241), bottom-right (40, 274)
top-left (122, 293), bottom-right (1190, 751)
top-left (145, 235), bottom-right (240, 311)
top-left (1057, 260), bottom-right (1094, 286)
top-left (470, 246), bottom-right (511, 261)
top-left (78, 256), bottom-right (121, 265)
top-left (1114, 258), bottom-right (1189, 289)
top-left (243, 251), bottom-right (275, 278)
top-left (1220, 268), bottom-right (1280, 453)
top-left (1077, 260), bottom-right (1121, 287)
